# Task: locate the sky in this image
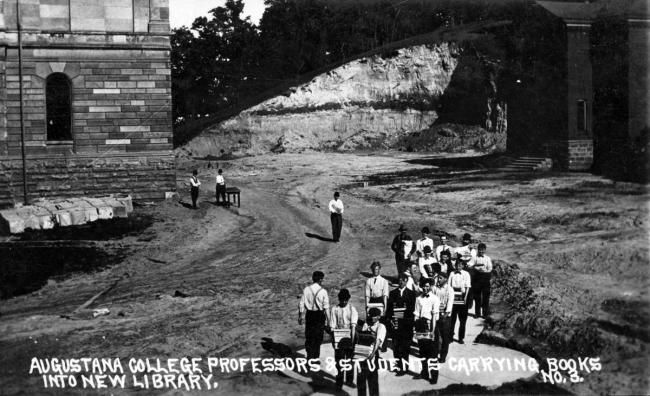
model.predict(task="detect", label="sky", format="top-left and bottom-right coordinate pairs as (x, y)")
top-left (169, 0), bottom-right (267, 29)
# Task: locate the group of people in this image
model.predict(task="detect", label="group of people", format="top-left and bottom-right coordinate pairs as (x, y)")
top-left (298, 225), bottom-right (494, 395)
top-left (187, 169), bottom-right (229, 209)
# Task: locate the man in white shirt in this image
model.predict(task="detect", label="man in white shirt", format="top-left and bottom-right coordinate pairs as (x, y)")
top-left (329, 288), bottom-right (358, 389)
top-left (435, 235), bottom-right (453, 262)
top-left (418, 245), bottom-right (436, 278)
top-left (298, 271), bottom-right (331, 360)
top-left (414, 278), bottom-right (440, 384)
top-left (454, 233), bottom-right (477, 260)
top-left (468, 243), bottom-right (493, 318)
top-left (431, 272), bottom-right (454, 363)
top-left (416, 227), bottom-right (434, 257)
top-left (328, 192), bottom-right (344, 242)
top-left (358, 307), bottom-right (386, 396)
top-left (449, 258), bottom-right (472, 344)
top-left (365, 261), bottom-right (389, 315)
top-left (215, 169), bottom-right (227, 206)
top-left (189, 170), bottom-right (201, 209)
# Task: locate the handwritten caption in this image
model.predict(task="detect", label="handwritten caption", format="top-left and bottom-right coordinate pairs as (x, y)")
top-left (29, 356), bottom-right (602, 389)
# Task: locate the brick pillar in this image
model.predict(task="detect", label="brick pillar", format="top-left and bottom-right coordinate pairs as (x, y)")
top-left (628, 20), bottom-right (650, 139)
top-left (562, 23), bottom-right (594, 171)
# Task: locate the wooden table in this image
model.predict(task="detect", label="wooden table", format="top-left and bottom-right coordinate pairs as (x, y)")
top-left (226, 187), bottom-right (241, 207)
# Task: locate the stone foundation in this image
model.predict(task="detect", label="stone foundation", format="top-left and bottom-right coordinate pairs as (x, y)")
top-left (0, 152), bottom-right (175, 207)
top-left (546, 139), bottom-right (593, 171)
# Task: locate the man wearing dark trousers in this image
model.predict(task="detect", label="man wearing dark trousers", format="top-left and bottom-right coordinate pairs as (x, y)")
top-left (431, 272), bottom-right (454, 363)
top-left (215, 169), bottom-right (227, 206)
top-left (449, 256), bottom-right (472, 344)
top-left (329, 288), bottom-right (358, 389)
top-left (469, 243), bottom-right (493, 318)
top-left (357, 307), bottom-right (386, 396)
top-left (189, 170), bottom-right (201, 209)
top-left (391, 225), bottom-right (415, 278)
top-left (298, 271), bottom-right (331, 360)
top-left (385, 273), bottom-right (416, 376)
top-left (328, 192), bottom-right (344, 242)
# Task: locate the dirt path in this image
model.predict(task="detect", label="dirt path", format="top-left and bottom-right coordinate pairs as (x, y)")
top-left (1, 152), bottom-right (647, 395)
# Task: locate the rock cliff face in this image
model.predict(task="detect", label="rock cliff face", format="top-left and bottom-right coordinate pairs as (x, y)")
top-left (179, 42), bottom-right (506, 158)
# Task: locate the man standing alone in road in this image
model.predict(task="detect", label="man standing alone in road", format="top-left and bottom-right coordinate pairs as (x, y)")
top-left (215, 169), bottom-right (227, 206)
top-left (329, 192), bottom-right (344, 242)
top-left (299, 271), bottom-right (331, 360)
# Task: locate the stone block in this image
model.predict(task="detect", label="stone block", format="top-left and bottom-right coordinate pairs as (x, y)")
top-left (0, 211), bottom-right (25, 234)
top-left (113, 194), bottom-right (133, 213)
top-left (55, 210), bottom-right (72, 226)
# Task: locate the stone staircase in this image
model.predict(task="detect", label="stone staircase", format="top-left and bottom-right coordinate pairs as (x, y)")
top-left (498, 157), bottom-right (553, 172)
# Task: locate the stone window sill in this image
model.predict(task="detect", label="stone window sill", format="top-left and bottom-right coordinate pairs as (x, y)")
top-left (46, 140), bottom-right (74, 145)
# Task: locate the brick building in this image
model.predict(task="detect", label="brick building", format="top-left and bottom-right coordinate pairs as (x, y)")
top-left (537, 0), bottom-right (649, 171)
top-left (0, 0), bottom-right (175, 207)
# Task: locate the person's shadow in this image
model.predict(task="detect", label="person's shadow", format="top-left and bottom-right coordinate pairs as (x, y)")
top-left (178, 200), bottom-right (196, 210)
top-left (305, 232), bottom-right (334, 242)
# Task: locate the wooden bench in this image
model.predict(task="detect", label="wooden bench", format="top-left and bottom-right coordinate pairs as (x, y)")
top-left (226, 187), bottom-right (241, 207)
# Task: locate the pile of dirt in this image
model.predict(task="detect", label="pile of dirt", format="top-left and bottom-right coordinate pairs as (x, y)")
top-left (397, 123), bottom-right (506, 153)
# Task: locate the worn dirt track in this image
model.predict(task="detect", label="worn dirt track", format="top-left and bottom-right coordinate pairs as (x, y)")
top-left (1, 152), bottom-right (648, 395)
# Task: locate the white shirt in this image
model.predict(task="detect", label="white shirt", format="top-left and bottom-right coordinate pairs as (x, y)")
top-left (189, 176), bottom-right (201, 187)
top-left (432, 283), bottom-right (454, 314)
top-left (330, 304), bottom-right (359, 329)
top-left (401, 240), bottom-right (414, 259)
top-left (365, 275), bottom-right (389, 299)
top-left (449, 270), bottom-right (472, 289)
top-left (454, 245), bottom-right (477, 260)
top-left (435, 244), bottom-right (453, 262)
top-left (216, 174), bottom-right (225, 185)
top-left (328, 199), bottom-right (344, 214)
top-left (361, 321), bottom-right (387, 349)
top-left (405, 276), bottom-right (421, 294)
top-left (299, 283), bottom-right (330, 315)
top-left (414, 293), bottom-right (440, 321)
top-left (418, 256), bottom-right (436, 278)
top-left (470, 255), bottom-right (493, 273)
top-left (416, 237), bottom-right (434, 256)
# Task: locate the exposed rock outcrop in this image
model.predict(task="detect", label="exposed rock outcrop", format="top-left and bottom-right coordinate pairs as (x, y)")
top-left (179, 42), bottom-right (507, 158)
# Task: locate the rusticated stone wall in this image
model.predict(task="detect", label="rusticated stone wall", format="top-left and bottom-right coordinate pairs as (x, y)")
top-left (0, 0), bottom-right (175, 207)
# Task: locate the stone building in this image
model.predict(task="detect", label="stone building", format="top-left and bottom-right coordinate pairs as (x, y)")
top-left (0, 0), bottom-right (175, 207)
top-left (537, 0), bottom-right (649, 171)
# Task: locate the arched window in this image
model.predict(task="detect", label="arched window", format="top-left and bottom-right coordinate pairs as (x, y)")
top-left (46, 73), bottom-right (72, 141)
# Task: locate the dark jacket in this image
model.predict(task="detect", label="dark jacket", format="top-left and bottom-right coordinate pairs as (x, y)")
top-left (386, 287), bottom-right (416, 321)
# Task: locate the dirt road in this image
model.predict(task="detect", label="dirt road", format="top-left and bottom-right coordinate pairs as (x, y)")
top-left (1, 152), bottom-right (648, 395)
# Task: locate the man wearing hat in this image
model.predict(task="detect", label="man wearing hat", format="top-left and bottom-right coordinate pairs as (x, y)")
top-left (357, 307), bottom-right (387, 396)
top-left (435, 235), bottom-right (452, 263)
top-left (385, 273), bottom-right (416, 376)
top-left (298, 271), bottom-right (331, 360)
top-left (454, 233), bottom-right (476, 260)
top-left (468, 243), bottom-right (493, 318)
top-left (391, 225), bottom-right (415, 277)
top-left (449, 257), bottom-right (472, 344)
top-left (431, 271), bottom-right (454, 363)
top-left (330, 288), bottom-right (358, 389)
top-left (365, 262), bottom-right (390, 315)
top-left (418, 245), bottom-right (436, 278)
top-left (416, 227), bottom-right (434, 257)
top-left (413, 277), bottom-right (440, 384)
